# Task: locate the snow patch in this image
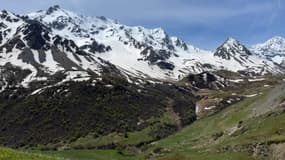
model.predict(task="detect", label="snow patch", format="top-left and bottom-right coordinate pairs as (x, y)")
top-left (244, 94), bottom-right (258, 98)
top-left (248, 78), bottom-right (265, 82)
top-left (205, 106), bottom-right (217, 110)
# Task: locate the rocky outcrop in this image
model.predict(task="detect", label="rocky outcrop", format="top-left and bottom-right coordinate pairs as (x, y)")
top-left (185, 72), bottom-right (228, 89)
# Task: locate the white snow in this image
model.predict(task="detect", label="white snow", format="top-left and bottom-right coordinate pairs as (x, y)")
top-left (248, 78), bottom-right (265, 82)
top-left (64, 71), bottom-right (90, 82)
top-left (251, 36), bottom-right (285, 65)
top-left (244, 94), bottom-right (258, 98)
top-left (205, 106), bottom-right (217, 110)
top-left (0, 6), bottom-right (284, 87)
top-left (25, 7), bottom-right (285, 80)
top-left (229, 79), bottom-right (244, 83)
top-left (195, 104), bottom-right (200, 114)
top-left (105, 84), bottom-right (113, 88)
top-left (272, 55), bottom-right (284, 64)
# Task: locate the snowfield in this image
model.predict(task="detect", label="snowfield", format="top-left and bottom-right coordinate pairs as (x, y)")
top-left (0, 5), bottom-right (284, 87)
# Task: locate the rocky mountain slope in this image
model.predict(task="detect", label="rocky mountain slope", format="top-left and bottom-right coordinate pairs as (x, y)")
top-left (27, 6), bottom-right (284, 79)
top-left (251, 36), bottom-right (285, 67)
top-left (0, 5), bottom-right (283, 89)
top-left (213, 38), bottom-right (282, 75)
top-left (0, 7), bottom-right (198, 147)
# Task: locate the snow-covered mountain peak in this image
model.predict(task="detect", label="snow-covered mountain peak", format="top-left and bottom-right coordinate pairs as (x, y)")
top-left (30, 5), bottom-right (78, 18)
top-left (0, 10), bottom-right (22, 29)
top-left (28, 5), bottom-right (83, 26)
top-left (150, 27), bottom-right (167, 38)
top-left (214, 37), bottom-right (252, 60)
top-left (27, 6), bottom-right (190, 52)
top-left (250, 36), bottom-right (285, 65)
top-left (46, 5), bottom-right (61, 14)
top-left (252, 36), bottom-right (285, 53)
top-left (222, 37), bottom-right (242, 48)
top-left (0, 10), bottom-right (25, 46)
top-left (270, 36), bottom-right (285, 41)
top-left (266, 36), bottom-right (285, 43)
top-left (0, 10), bottom-right (19, 21)
top-left (226, 37), bottom-right (238, 43)
top-left (0, 6), bottom-right (283, 88)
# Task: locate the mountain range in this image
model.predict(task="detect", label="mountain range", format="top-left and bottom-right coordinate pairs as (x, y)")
top-left (0, 5), bottom-right (285, 88)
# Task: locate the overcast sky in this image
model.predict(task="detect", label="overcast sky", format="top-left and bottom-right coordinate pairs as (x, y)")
top-left (1, 0), bottom-right (284, 50)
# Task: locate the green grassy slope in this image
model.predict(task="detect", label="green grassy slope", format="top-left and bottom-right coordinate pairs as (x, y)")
top-left (41, 149), bottom-right (142, 160)
top-left (146, 83), bottom-right (285, 160)
top-left (3, 78), bottom-right (285, 160)
top-left (0, 147), bottom-right (141, 160)
top-left (0, 147), bottom-right (61, 160)
top-left (39, 82), bottom-right (285, 160)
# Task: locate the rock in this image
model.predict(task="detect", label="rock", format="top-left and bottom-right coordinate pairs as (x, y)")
top-left (211, 131), bottom-right (224, 141)
top-left (252, 142), bottom-right (270, 158)
top-left (271, 143), bottom-right (285, 160)
top-left (156, 61), bottom-right (175, 70)
top-left (278, 102), bottom-right (285, 112)
top-left (228, 124), bottom-right (247, 137)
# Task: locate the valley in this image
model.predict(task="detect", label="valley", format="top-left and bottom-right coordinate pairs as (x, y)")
top-left (0, 5), bottom-right (285, 160)
top-left (1, 74), bottom-right (285, 160)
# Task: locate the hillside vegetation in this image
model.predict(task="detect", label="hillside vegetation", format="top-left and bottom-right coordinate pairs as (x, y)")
top-left (146, 81), bottom-right (285, 160)
top-left (0, 147), bottom-right (61, 160)
top-left (35, 77), bottom-right (285, 160)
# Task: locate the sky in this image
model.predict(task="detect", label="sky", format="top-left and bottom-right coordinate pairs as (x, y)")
top-left (1, 0), bottom-right (285, 50)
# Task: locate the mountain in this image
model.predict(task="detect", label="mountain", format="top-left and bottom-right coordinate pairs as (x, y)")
top-left (0, 6), bottom-right (282, 88)
top-left (0, 9), bottom-right (122, 87)
top-left (251, 36), bottom-right (285, 66)
top-left (0, 5), bottom-right (284, 148)
top-left (0, 6), bottom-right (198, 147)
top-left (214, 38), bottom-right (252, 60)
top-left (25, 5), bottom-right (283, 80)
top-left (210, 38), bottom-right (283, 74)
top-left (213, 38), bottom-right (282, 75)
top-left (27, 5), bottom-right (191, 79)
top-left (1, 5), bottom-right (285, 160)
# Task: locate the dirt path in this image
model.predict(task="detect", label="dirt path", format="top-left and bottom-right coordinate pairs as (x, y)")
top-left (166, 98), bottom-right (182, 130)
top-left (250, 82), bottom-right (285, 118)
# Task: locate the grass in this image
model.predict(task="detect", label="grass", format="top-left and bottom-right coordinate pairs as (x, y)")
top-left (158, 150), bottom-right (257, 160)
top-left (40, 149), bottom-right (142, 160)
top-left (70, 127), bottom-right (153, 148)
top-left (217, 111), bottom-right (285, 147)
top-left (0, 147), bottom-right (61, 160)
top-left (147, 83), bottom-right (285, 159)
top-left (36, 110), bottom-right (179, 160)
top-left (69, 110), bottom-right (178, 149)
top-left (37, 79), bottom-right (285, 160)
top-left (154, 92), bottom-right (267, 149)
top-left (3, 77), bottom-right (285, 160)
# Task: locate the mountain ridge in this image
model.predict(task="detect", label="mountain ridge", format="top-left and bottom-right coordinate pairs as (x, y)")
top-left (251, 36), bottom-right (285, 66)
top-left (0, 5), bottom-right (284, 88)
